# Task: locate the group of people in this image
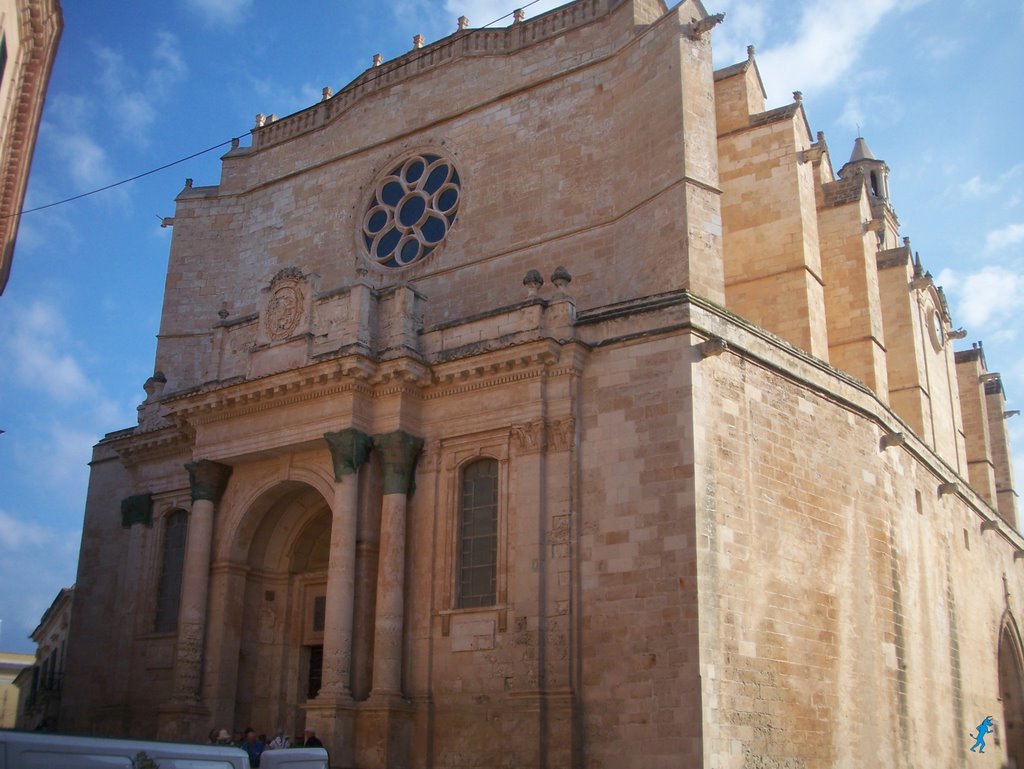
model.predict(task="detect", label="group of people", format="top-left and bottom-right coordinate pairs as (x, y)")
top-left (207, 726), bottom-right (323, 766)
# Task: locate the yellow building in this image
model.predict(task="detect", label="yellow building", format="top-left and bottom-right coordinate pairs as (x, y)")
top-left (61, 1), bottom-right (1021, 767)
top-left (0, 0), bottom-right (61, 294)
top-left (0, 650), bottom-right (33, 728)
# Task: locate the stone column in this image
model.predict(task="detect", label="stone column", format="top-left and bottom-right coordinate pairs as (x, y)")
top-left (174, 460), bottom-right (232, 701)
top-left (159, 459), bottom-right (231, 740)
top-left (368, 430), bottom-right (422, 699)
top-left (319, 427), bottom-right (373, 699)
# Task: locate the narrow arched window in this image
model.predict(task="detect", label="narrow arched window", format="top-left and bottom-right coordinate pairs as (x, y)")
top-left (457, 458), bottom-right (498, 608)
top-left (155, 510), bottom-right (188, 632)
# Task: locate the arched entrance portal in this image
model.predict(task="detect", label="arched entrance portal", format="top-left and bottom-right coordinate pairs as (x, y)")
top-left (999, 622), bottom-right (1024, 766)
top-left (232, 482), bottom-right (333, 736)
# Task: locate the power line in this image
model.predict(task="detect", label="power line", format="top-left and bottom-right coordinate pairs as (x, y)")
top-left (7, 0), bottom-right (548, 221)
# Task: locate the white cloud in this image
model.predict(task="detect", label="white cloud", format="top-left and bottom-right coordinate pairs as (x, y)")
top-left (5, 299), bottom-right (93, 403)
top-left (12, 423), bottom-right (99, 507)
top-left (185, 0), bottom-right (253, 26)
top-left (942, 266), bottom-right (1024, 329)
top-left (756, 0), bottom-right (900, 103)
top-left (0, 511), bottom-right (79, 652)
top-left (986, 223), bottom-right (1024, 252)
top-left (962, 175), bottom-right (997, 199)
top-left (154, 31), bottom-right (188, 85)
top-left (0, 509), bottom-right (54, 550)
top-left (92, 34), bottom-right (187, 144)
top-left (50, 130), bottom-right (114, 191)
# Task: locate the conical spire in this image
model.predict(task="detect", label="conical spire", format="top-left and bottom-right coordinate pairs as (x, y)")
top-left (849, 136), bottom-right (876, 163)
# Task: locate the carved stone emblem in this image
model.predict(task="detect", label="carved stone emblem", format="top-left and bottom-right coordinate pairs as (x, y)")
top-left (255, 267), bottom-right (318, 349)
top-left (267, 284), bottom-right (302, 340)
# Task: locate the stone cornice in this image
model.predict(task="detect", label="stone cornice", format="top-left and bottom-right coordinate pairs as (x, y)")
top-left (110, 424), bottom-right (195, 467)
top-left (161, 354), bottom-right (429, 427)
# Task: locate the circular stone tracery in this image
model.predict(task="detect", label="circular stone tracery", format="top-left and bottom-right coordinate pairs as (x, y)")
top-left (362, 153), bottom-right (461, 269)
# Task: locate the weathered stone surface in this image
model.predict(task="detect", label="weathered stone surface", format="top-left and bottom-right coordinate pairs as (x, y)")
top-left (60, 1), bottom-right (1022, 767)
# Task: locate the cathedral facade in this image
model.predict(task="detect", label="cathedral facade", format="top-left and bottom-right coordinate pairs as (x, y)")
top-left (61, 1), bottom-right (1023, 767)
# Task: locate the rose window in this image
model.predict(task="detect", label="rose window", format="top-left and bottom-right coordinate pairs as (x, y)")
top-left (362, 153), bottom-right (461, 269)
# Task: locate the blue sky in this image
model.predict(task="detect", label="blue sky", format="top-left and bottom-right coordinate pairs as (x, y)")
top-left (0, 0), bottom-right (1021, 653)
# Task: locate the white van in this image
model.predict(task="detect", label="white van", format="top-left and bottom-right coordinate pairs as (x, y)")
top-left (0, 730), bottom-right (329, 769)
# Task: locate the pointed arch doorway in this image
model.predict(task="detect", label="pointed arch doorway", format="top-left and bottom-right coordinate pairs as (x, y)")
top-left (999, 621), bottom-right (1024, 765)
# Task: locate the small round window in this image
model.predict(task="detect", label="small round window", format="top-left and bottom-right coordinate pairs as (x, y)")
top-left (927, 305), bottom-right (945, 351)
top-left (362, 153), bottom-right (461, 269)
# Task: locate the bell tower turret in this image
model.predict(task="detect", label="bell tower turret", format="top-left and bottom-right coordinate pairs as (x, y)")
top-left (838, 136), bottom-right (900, 249)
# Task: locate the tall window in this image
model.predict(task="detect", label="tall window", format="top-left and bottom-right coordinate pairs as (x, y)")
top-left (154, 510), bottom-right (188, 632)
top-left (457, 458), bottom-right (498, 608)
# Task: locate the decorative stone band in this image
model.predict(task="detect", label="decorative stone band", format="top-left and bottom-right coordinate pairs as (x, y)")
top-left (120, 493), bottom-right (153, 528)
top-left (324, 428), bottom-right (373, 480)
top-left (374, 430), bottom-right (424, 495)
top-left (184, 460), bottom-right (233, 503)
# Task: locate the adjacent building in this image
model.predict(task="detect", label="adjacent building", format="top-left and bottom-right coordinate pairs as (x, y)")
top-left (0, 0), bottom-right (62, 294)
top-left (60, 1), bottom-right (1022, 767)
top-left (0, 650), bottom-right (33, 728)
top-left (14, 586), bottom-right (73, 731)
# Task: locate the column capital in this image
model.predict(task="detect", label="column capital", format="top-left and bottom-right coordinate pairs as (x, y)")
top-left (121, 492), bottom-right (153, 528)
top-left (324, 428), bottom-right (373, 481)
top-left (185, 460), bottom-right (232, 503)
top-left (374, 430), bottom-right (423, 495)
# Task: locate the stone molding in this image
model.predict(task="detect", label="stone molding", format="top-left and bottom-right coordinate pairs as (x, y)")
top-left (185, 460), bottom-right (232, 503)
top-left (374, 430), bottom-right (424, 495)
top-left (511, 420), bottom-right (546, 455)
top-left (324, 428), bottom-right (373, 480)
top-left (110, 425), bottom-right (194, 467)
top-left (510, 417), bottom-right (576, 455)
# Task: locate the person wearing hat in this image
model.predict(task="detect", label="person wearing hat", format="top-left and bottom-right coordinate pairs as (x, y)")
top-left (303, 728), bottom-right (323, 748)
top-left (215, 729), bottom-right (232, 745)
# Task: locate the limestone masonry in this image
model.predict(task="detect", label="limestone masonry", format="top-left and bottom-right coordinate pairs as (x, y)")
top-left (61, 1), bottom-right (1024, 767)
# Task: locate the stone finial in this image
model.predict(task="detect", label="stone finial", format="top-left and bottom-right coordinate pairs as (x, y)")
top-left (143, 371), bottom-right (167, 400)
top-left (513, 8), bottom-right (525, 23)
top-left (747, 44), bottom-right (755, 59)
top-left (231, 137), bottom-right (240, 148)
top-left (458, 15), bottom-right (469, 30)
top-left (255, 113), bottom-right (266, 127)
top-left (816, 130), bottom-right (825, 145)
top-left (551, 266), bottom-right (572, 290)
top-left (523, 269), bottom-right (544, 297)
top-left (184, 178), bottom-right (193, 189)
top-left (793, 91), bottom-right (803, 102)
top-left (413, 34), bottom-right (425, 49)
top-left (373, 53), bottom-right (383, 67)
top-left (267, 114), bottom-right (277, 123)
top-left (322, 86), bottom-right (333, 101)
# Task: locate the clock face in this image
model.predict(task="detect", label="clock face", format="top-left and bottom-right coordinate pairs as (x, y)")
top-left (362, 152), bottom-right (461, 269)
